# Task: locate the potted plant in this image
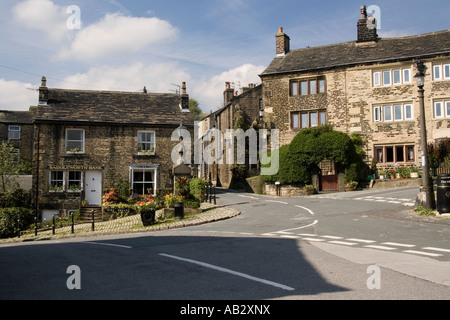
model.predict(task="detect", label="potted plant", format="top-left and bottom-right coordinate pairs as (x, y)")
top-left (345, 181), bottom-right (358, 192)
top-left (378, 169), bottom-right (387, 180)
top-left (81, 199), bottom-right (89, 207)
top-left (410, 166), bottom-right (420, 178)
top-left (389, 169), bottom-right (396, 179)
top-left (137, 197), bottom-right (160, 226)
top-left (303, 185), bottom-right (316, 195)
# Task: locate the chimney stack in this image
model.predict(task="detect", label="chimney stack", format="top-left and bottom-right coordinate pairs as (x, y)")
top-left (357, 5), bottom-right (378, 42)
top-left (276, 27), bottom-right (290, 56)
top-left (180, 82), bottom-right (189, 111)
top-left (224, 82), bottom-right (234, 106)
top-left (38, 76), bottom-right (48, 105)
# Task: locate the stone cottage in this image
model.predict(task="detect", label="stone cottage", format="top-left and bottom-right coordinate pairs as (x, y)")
top-left (31, 78), bottom-right (193, 222)
top-left (259, 5), bottom-right (450, 191)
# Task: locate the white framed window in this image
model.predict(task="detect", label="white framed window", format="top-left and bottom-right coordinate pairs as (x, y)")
top-left (137, 131), bottom-right (156, 155)
top-left (66, 129), bottom-right (85, 154)
top-left (433, 65), bottom-right (442, 80)
top-left (373, 106), bottom-right (382, 122)
top-left (383, 105), bottom-right (393, 121)
top-left (444, 64), bottom-right (450, 80)
top-left (434, 101), bottom-right (444, 118)
top-left (8, 125), bottom-right (21, 140)
top-left (393, 70), bottom-right (402, 85)
top-left (373, 72), bottom-right (381, 87)
top-left (130, 165), bottom-right (158, 196)
top-left (404, 104), bottom-right (414, 120)
top-left (403, 69), bottom-right (411, 83)
top-left (394, 104), bottom-right (403, 121)
top-left (383, 71), bottom-right (391, 86)
top-left (446, 101), bottom-right (450, 118)
top-left (49, 171), bottom-right (64, 192)
top-left (68, 171), bottom-right (82, 192)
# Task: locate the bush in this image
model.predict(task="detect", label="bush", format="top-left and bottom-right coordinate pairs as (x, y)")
top-left (0, 207), bottom-right (34, 238)
top-left (0, 189), bottom-right (32, 209)
top-left (189, 178), bottom-right (208, 202)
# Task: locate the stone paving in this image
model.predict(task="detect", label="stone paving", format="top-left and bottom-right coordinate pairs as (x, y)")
top-left (0, 203), bottom-right (241, 244)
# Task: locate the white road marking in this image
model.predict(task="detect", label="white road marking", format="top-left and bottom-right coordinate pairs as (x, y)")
top-left (382, 242), bottom-right (416, 248)
top-left (364, 245), bottom-right (397, 251)
top-left (403, 250), bottom-right (443, 257)
top-left (265, 200), bottom-right (289, 204)
top-left (159, 253), bottom-right (295, 291)
top-left (84, 241), bottom-right (132, 249)
top-left (320, 235), bottom-right (343, 240)
top-left (328, 240), bottom-right (358, 246)
top-left (346, 238), bottom-right (376, 243)
top-left (422, 247), bottom-right (450, 253)
top-left (301, 237), bottom-right (326, 242)
top-left (276, 220), bottom-right (319, 233)
top-left (295, 205), bottom-right (315, 216)
top-left (238, 195), bottom-right (259, 200)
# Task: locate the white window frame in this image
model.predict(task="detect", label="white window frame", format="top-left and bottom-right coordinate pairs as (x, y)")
top-left (393, 69), bottom-right (402, 85)
top-left (373, 106), bottom-right (382, 122)
top-left (137, 131), bottom-right (156, 155)
top-left (49, 171), bottom-right (65, 192)
top-left (373, 72), bottom-right (381, 87)
top-left (434, 65), bottom-right (442, 80)
top-left (8, 125), bottom-right (21, 140)
top-left (383, 105), bottom-right (393, 121)
top-left (403, 68), bottom-right (411, 84)
top-left (434, 101), bottom-right (444, 118)
top-left (65, 129), bottom-right (85, 154)
top-left (383, 71), bottom-right (391, 86)
top-left (68, 171), bottom-right (83, 193)
top-left (446, 101), bottom-right (450, 118)
top-left (444, 64), bottom-right (450, 80)
top-left (130, 165), bottom-right (158, 196)
top-left (404, 104), bottom-right (414, 120)
top-left (394, 104), bottom-right (403, 121)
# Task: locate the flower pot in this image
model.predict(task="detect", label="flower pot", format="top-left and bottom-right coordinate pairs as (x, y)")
top-left (140, 210), bottom-right (156, 226)
top-left (411, 172), bottom-right (419, 178)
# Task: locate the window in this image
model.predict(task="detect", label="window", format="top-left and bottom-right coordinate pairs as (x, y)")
top-left (375, 145), bottom-right (415, 164)
top-left (393, 70), bottom-right (401, 85)
top-left (435, 101), bottom-right (444, 118)
top-left (291, 110), bottom-right (326, 129)
top-left (383, 105), bottom-right (392, 121)
top-left (131, 166), bottom-right (157, 195)
top-left (434, 65), bottom-right (442, 80)
top-left (8, 126), bottom-right (20, 140)
top-left (383, 71), bottom-right (391, 86)
top-left (66, 129), bottom-right (85, 153)
top-left (138, 131), bottom-right (155, 155)
top-left (446, 101), bottom-right (450, 118)
top-left (373, 72), bottom-right (381, 87)
top-left (374, 68), bottom-right (412, 87)
top-left (373, 103), bottom-right (414, 123)
top-left (444, 64), bottom-right (450, 79)
top-left (403, 69), bottom-right (411, 83)
top-left (68, 171), bottom-right (82, 192)
top-left (290, 78), bottom-right (326, 96)
top-left (50, 171), bottom-right (64, 192)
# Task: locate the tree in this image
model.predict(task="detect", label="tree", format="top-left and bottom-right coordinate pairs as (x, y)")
top-left (189, 99), bottom-right (204, 121)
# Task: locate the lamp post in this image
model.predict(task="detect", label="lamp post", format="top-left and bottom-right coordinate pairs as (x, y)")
top-left (415, 60), bottom-right (435, 209)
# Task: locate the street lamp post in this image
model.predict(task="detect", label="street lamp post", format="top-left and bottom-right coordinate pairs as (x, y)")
top-left (415, 60), bottom-right (435, 209)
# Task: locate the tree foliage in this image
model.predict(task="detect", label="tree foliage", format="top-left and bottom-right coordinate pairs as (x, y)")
top-left (262, 125), bottom-right (364, 184)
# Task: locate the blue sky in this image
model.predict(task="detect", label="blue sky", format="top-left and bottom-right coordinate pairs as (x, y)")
top-left (1, 0), bottom-right (449, 112)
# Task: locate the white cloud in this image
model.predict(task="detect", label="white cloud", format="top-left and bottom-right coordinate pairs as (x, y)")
top-left (0, 79), bottom-right (37, 110)
top-left (191, 63), bottom-right (265, 112)
top-left (57, 13), bottom-right (178, 61)
top-left (57, 62), bottom-right (190, 93)
top-left (12, 0), bottom-right (69, 41)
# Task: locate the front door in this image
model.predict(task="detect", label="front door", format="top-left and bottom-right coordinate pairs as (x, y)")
top-left (85, 171), bottom-right (102, 206)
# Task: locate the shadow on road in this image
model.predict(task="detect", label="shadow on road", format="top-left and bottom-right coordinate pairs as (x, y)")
top-left (0, 234), bottom-right (348, 300)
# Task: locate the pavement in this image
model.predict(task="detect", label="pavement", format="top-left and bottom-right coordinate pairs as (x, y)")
top-left (0, 202), bottom-right (241, 244)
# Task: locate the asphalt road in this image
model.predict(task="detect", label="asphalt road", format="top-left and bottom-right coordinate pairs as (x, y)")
top-left (1, 186), bottom-right (449, 302)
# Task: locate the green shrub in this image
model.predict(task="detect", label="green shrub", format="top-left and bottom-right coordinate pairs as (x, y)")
top-left (189, 178), bottom-right (208, 202)
top-left (0, 207), bottom-right (34, 238)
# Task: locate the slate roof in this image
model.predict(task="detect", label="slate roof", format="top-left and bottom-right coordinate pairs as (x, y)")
top-left (32, 88), bottom-right (194, 127)
top-left (0, 110), bottom-right (33, 124)
top-left (261, 30), bottom-right (450, 76)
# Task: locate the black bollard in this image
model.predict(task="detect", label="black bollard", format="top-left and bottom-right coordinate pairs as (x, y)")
top-left (17, 218), bottom-right (20, 238)
top-left (52, 215), bottom-right (56, 235)
top-left (34, 216), bottom-right (38, 237)
top-left (71, 212), bottom-right (74, 234)
top-left (213, 186), bottom-right (216, 205)
top-left (91, 210), bottom-right (95, 232)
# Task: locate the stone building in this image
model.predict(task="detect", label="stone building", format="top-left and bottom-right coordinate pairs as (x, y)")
top-left (0, 110), bottom-right (33, 163)
top-left (204, 82), bottom-right (263, 188)
top-left (260, 5), bottom-right (450, 190)
top-left (29, 78), bottom-right (193, 221)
